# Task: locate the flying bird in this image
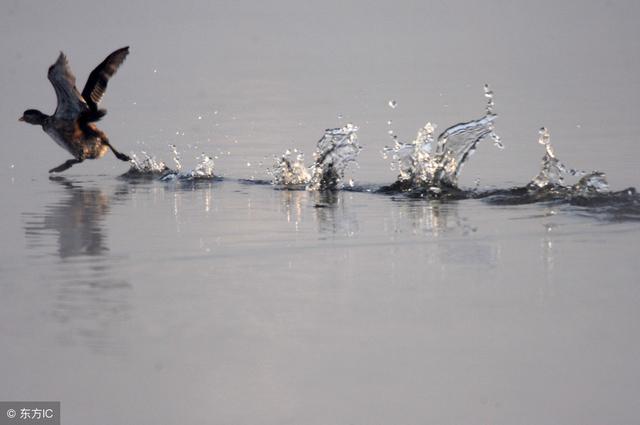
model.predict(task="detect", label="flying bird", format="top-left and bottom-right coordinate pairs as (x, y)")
top-left (20, 47), bottom-right (131, 173)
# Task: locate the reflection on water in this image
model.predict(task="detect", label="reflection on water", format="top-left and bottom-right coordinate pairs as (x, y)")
top-left (277, 189), bottom-right (359, 236)
top-left (385, 199), bottom-right (498, 268)
top-left (22, 178), bottom-right (131, 354)
top-left (25, 179), bottom-right (111, 257)
top-left (390, 199), bottom-right (477, 237)
top-left (279, 189), bottom-right (307, 231)
top-left (540, 210), bottom-right (558, 300)
top-left (275, 188), bottom-right (495, 267)
top-left (312, 191), bottom-right (359, 236)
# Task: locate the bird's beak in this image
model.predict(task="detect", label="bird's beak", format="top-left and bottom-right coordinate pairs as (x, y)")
top-left (18, 117), bottom-right (24, 122)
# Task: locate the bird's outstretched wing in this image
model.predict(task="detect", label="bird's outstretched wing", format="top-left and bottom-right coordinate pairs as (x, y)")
top-left (81, 46), bottom-right (129, 115)
top-left (48, 52), bottom-right (88, 120)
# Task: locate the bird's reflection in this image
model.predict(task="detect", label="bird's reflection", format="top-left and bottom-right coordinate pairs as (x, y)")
top-left (24, 178), bottom-right (115, 257)
top-left (23, 177), bottom-right (132, 354)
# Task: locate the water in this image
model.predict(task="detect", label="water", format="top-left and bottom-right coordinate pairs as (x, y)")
top-left (268, 149), bottom-right (311, 187)
top-left (480, 128), bottom-right (640, 221)
top-left (269, 123), bottom-right (360, 190)
top-left (382, 85), bottom-right (500, 192)
top-left (2, 1), bottom-right (640, 424)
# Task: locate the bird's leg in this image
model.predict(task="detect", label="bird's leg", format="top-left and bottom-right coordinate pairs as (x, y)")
top-left (103, 140), bottom-right (131, 162)
top-left (49, 158), bottom-right (83, 173)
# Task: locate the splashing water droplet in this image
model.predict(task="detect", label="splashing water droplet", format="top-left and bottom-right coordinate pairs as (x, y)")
top-left (383, 112), bottom-right (497, 189)
top-left (169, 144), bottom-right (183, 171)
top-left (484, 83), bottom-right (496, 114)
top-left (307, 123), bottom-right (361, 191)
top-left (160, 153), bottom-right (216, 181)
top-left (575, 172), bottom-right (609, 194)
top-left (529, 127), bottom-right (605, 192)
top-left (125, 151), bottom-right (170, 176)
top-left (337, 113), bottom-right (343, 120)
top-left (388, 100), bottom-right (397, 109)
top-left (491, 133), bottom-right (504, 149)
top-left (538, 127), bottom-right (553, 156)
top-left (424, 122), bottom-right (435, 135)
top-left (531, 128), bottom-right (566, 187)
top-left (483, 84), bottom-right (493, 98)
top-left (538, 127), bottom-right (549, 142)
top-left (268, 149), bottom-right (311, 186)
top-left (268, 125), bottom-right (363, 190)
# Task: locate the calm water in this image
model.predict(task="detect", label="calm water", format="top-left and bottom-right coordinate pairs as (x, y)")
top-left (2, 1), bottom-right (640, 424)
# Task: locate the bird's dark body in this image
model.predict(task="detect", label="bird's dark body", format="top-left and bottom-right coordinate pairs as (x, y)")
top-left (43, 119), bottom-right (109, 160)
top-left (20, 46), bottom-right (131, 172)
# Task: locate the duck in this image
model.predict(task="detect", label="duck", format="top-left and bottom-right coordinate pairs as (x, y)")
top-left (20, 47), bottom-right (132, 173)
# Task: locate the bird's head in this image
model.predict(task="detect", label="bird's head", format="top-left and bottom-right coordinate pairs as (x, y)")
top-left (19, 109), bottom-right (47, 125)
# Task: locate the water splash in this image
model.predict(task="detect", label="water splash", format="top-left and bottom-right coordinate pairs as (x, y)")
top-left (572, 172), bottom-right (609, 195)
top-left (161, 154), bottom-right (216, 181)
top-left (483, 127), bottom-right (621, 207)
top-left (484, 84), bottom-right (495, 114)
top-left (382, 122), bottom-right (437, 187)
top-left (268, 149), bottom-right (311, 186)
top-left (307, 123), bottom-right (361, 191)
top-left (170, 144), bottom-right (183, 172)
top-left (268, 123), bottom-right (361, 191)
top-left (527, 127), bottom-right (615, 197)
top-left (121, 151), bottom-right (170, 178)
top-left (485, 84), bottom-right (503, 149)
top-left (122, 145), bottom-right (216, 181)
top-left (187, 154), bottom-right (215, 179)
top-left (382, 85), bottom-right (501, 192)
top-left (529, 127), bottom-right (584, 188)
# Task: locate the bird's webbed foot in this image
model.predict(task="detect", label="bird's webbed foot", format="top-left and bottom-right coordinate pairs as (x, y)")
top-left (114, 151), bottom-right (131, 162)
top-left (49, 158), bottom-right (83, 173)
